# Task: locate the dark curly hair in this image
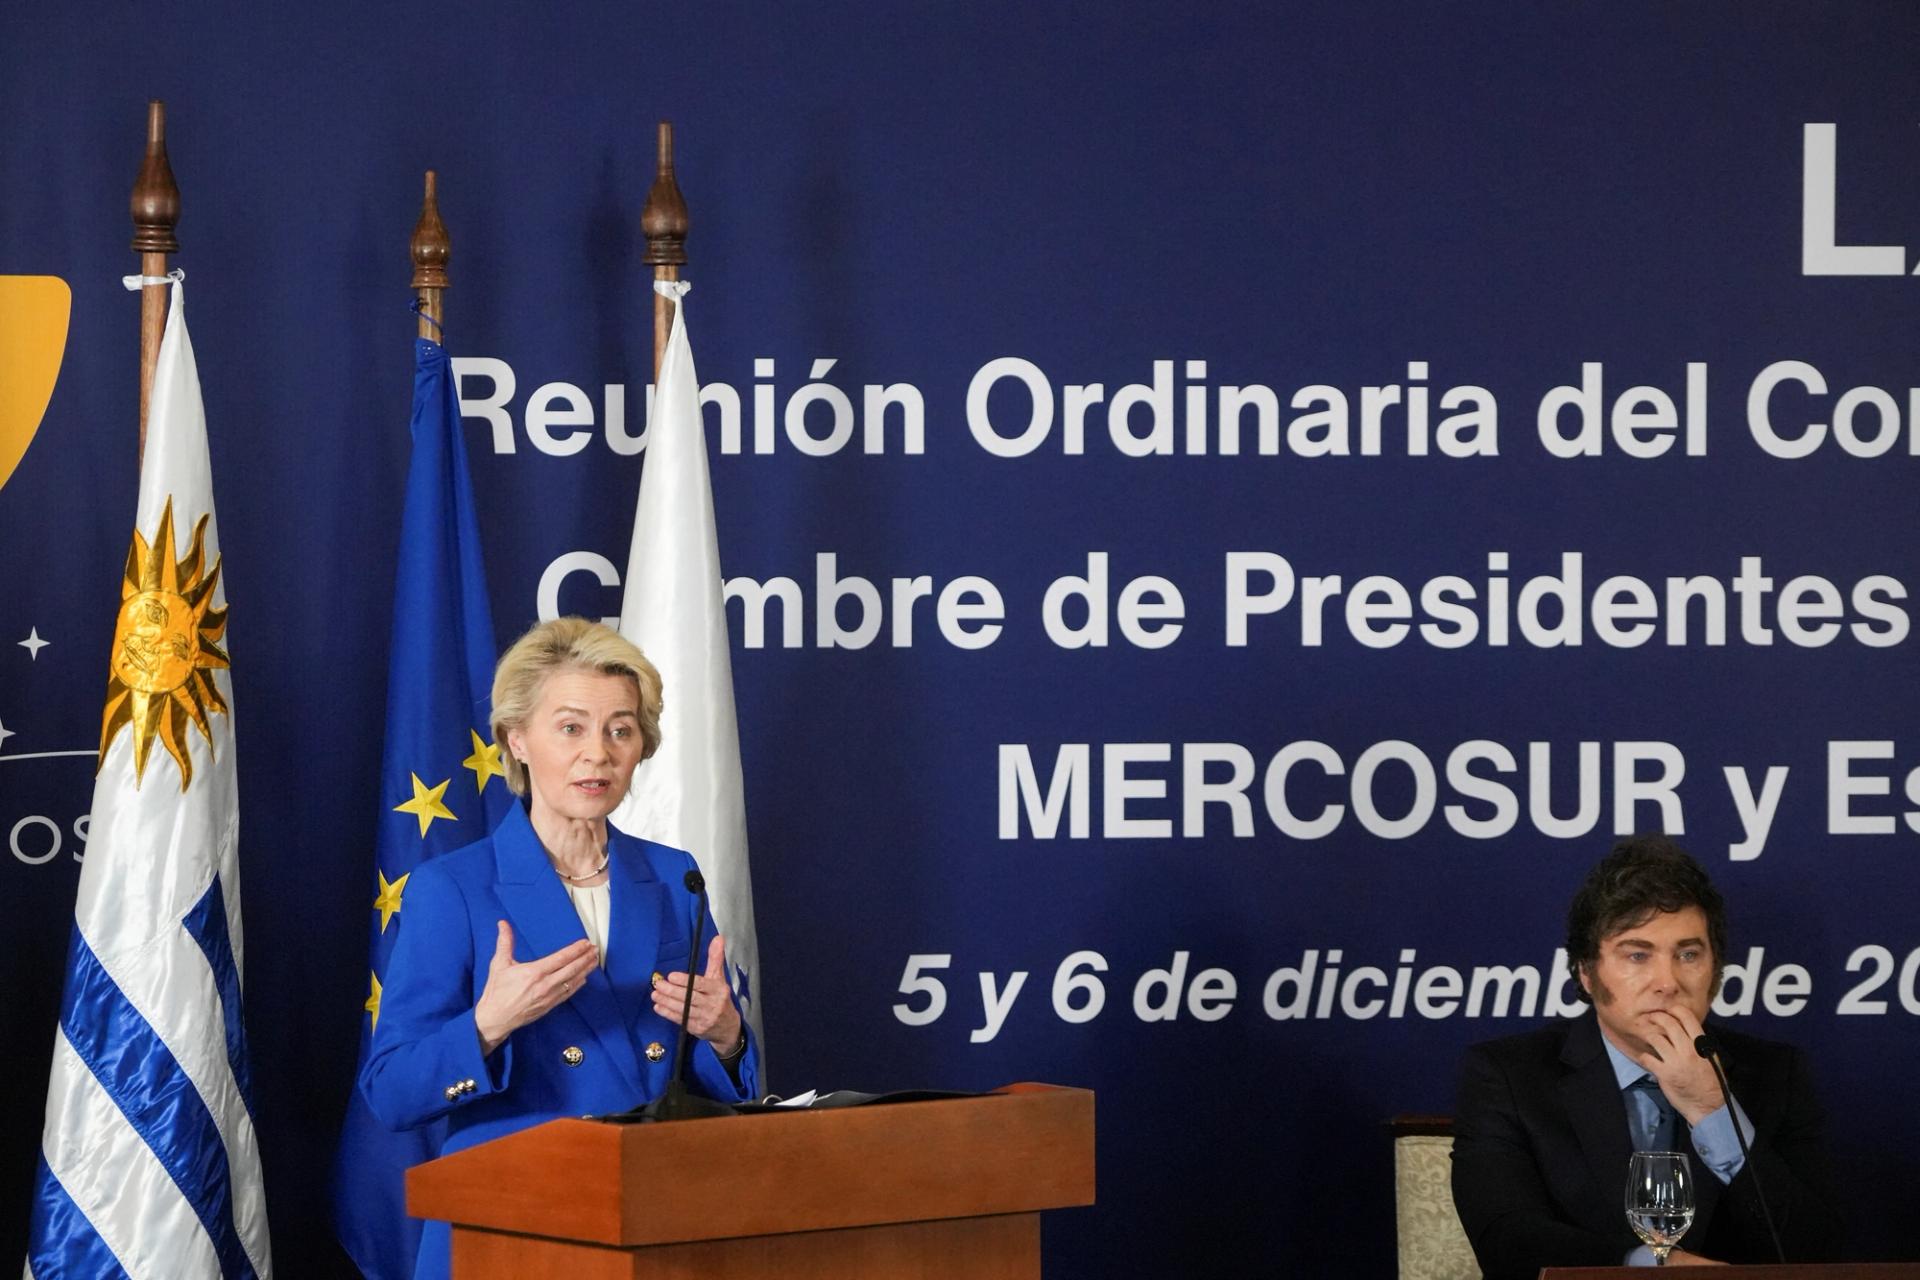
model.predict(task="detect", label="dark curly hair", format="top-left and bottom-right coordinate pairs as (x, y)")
top-left (1565, 834), bottom-right (1728, 1002)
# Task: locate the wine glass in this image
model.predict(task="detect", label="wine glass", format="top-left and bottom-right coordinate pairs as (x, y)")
top-left (1625, 1151), bottom-right (1695, 1265)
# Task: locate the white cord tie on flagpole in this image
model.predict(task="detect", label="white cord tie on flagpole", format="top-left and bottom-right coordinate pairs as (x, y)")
top-left (653, 280), bottom-right (691, 300)
top-left (121, 267), bottom-right (186, 290)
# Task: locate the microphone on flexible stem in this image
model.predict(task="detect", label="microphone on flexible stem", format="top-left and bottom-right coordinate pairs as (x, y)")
top-left (1694, 1033), bottom-right (1785, 1264)
top-left (639, 870), bottom-right (736, 1122)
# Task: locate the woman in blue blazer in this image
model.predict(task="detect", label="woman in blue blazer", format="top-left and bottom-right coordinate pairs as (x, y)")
top-left (359, 618), bottom-right (759, 1280)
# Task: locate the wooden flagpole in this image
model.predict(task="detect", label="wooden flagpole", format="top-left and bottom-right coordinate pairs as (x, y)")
top-left (130, 100), bottom-right (180, 453)
top-left (641, 121), bottom-right (688, 383)
top-left (411, 170), bottom-right (450, 339)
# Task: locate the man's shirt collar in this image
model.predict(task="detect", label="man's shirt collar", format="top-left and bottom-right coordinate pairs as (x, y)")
top-left (1598, 1025), bottom-right (1650, 1090)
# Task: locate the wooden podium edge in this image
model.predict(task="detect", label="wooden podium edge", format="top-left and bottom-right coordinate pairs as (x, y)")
top-left (408, 1082), bottom-right (1095, 1248)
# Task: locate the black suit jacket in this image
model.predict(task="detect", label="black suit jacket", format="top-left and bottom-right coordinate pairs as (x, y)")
top-left (1450, 1011), bottom-right (1839, 1280)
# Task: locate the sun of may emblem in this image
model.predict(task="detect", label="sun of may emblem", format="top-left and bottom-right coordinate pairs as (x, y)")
top-left (98, 497), bottom-right (231, 789)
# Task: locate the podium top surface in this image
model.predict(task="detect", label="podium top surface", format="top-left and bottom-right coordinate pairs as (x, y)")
top-left (407, 1082), bottom-right (1095, 1248)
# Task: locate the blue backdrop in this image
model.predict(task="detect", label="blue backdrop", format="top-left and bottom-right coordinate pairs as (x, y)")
top-left (4, 3), bottom-right (1918, 1273)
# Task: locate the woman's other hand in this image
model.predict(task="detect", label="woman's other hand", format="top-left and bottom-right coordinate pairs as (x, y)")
top-left (652, 934), bottom-right (744, 1054)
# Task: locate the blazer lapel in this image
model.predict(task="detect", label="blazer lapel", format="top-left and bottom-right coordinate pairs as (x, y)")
top-left (1559, 1012), bottom-right (1634, 1235)
top-left (492, 805), bottom-right (645, 1097)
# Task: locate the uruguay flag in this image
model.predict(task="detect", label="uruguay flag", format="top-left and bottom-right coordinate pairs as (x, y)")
top-left (27, 275), bottom-right (273, 1277)
top-left (328, 325), bottom-right (509, 1279)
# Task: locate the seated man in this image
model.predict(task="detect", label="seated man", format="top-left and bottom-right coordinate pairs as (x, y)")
top-left (1451, 835), bottom-right (1839, 1277)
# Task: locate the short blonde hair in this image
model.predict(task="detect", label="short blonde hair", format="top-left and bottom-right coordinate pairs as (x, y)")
top-left (490, 617), bottom-right (664, 796)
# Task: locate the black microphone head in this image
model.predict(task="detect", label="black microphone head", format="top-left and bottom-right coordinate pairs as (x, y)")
top-left (683, 869), bottom-right (705, 894)
top-left (1694, 1033), bottom-right (1720, 1059)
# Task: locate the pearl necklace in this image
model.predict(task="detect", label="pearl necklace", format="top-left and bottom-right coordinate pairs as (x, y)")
top-left (553, 848), bottom-right (610, 883)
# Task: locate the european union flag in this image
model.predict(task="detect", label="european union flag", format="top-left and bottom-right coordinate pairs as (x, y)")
top-left (329, 329), bottom-right (509, 1280)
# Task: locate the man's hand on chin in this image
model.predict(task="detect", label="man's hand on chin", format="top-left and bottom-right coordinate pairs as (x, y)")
top-left (1633, 1004), bottom-right (1726, 1125)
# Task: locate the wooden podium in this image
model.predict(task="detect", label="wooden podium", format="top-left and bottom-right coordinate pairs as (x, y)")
top-left (407, 1083), bottom-right (1095, 1279)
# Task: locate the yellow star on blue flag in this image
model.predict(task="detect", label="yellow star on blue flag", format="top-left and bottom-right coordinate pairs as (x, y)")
top-left (372, 869), bottom-right (408, 933)
top-left (392, 773), bottom-right (456, 837)
top-left (463, 729), bottom-right (506, 793)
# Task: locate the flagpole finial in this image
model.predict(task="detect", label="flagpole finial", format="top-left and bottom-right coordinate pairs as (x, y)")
top-left (412, 170), bottom-right (450, 338)
top-left (132, 100), bottom-right (180, 449)
top-left (130, 101), bottom-right (181, 256)
top-left (641, 122), bottom-right (688, 269)
top-left (411, 171), bottom-right (450, 289)
top-left (643, 122), bottom-right (688, 381)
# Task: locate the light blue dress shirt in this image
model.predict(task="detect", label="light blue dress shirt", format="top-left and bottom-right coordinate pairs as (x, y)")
top-left (1602, 1033), bottom-right (1754, 1265)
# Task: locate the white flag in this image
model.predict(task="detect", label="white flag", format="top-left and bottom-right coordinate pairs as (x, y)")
top-left (611, 284), bottom-right (765, 1059)
top-left (27, 277), bottom-right (272, 1279)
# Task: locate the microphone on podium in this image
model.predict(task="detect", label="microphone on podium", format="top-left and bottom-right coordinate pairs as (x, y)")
top-left (638, 870), bottom-right (736, 1122)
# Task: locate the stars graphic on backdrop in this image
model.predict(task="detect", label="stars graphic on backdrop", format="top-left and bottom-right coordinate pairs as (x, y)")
top-left (392, 772), bottom-right (456, 837)
top-left (0, 718), bottom-right (14, 750)
top-left (18, 627), bottom-right (48, 659)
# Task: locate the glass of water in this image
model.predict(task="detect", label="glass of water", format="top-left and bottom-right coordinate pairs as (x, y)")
top-left (1625, 1151), bottom-right (1695, 1265)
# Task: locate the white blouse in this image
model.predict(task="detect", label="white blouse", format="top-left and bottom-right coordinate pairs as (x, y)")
top-left (563, 880), bottom-right (610, 968)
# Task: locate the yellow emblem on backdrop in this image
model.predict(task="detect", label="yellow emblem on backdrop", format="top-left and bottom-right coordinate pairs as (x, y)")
top-left (0, 275), bottom-right (70, 492)
top-left (97, 497), bottom-right (231, 790)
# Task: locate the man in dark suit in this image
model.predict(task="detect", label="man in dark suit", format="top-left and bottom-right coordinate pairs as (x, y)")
top-left (1451, 835), bottom-right (1840, 1277)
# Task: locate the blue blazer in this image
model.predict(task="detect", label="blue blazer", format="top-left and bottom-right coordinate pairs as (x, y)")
top-left (358, 802), bottom-right (759, 1280)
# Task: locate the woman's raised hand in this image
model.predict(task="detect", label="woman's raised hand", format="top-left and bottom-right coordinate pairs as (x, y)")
top-left (473, 920), bottom-right (598, 1055)
top-left (651, 934), bottom-right (744, 1054)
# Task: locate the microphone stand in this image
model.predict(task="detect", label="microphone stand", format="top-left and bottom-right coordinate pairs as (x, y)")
top-left (1694, 1033), bottom-right (1785, 1263)
top-left (638, 870), bottom-right (736, 1122)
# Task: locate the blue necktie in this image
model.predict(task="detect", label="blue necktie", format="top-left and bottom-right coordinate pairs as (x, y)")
top-left (1630, 1075), bottom-right (1679, 1151)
